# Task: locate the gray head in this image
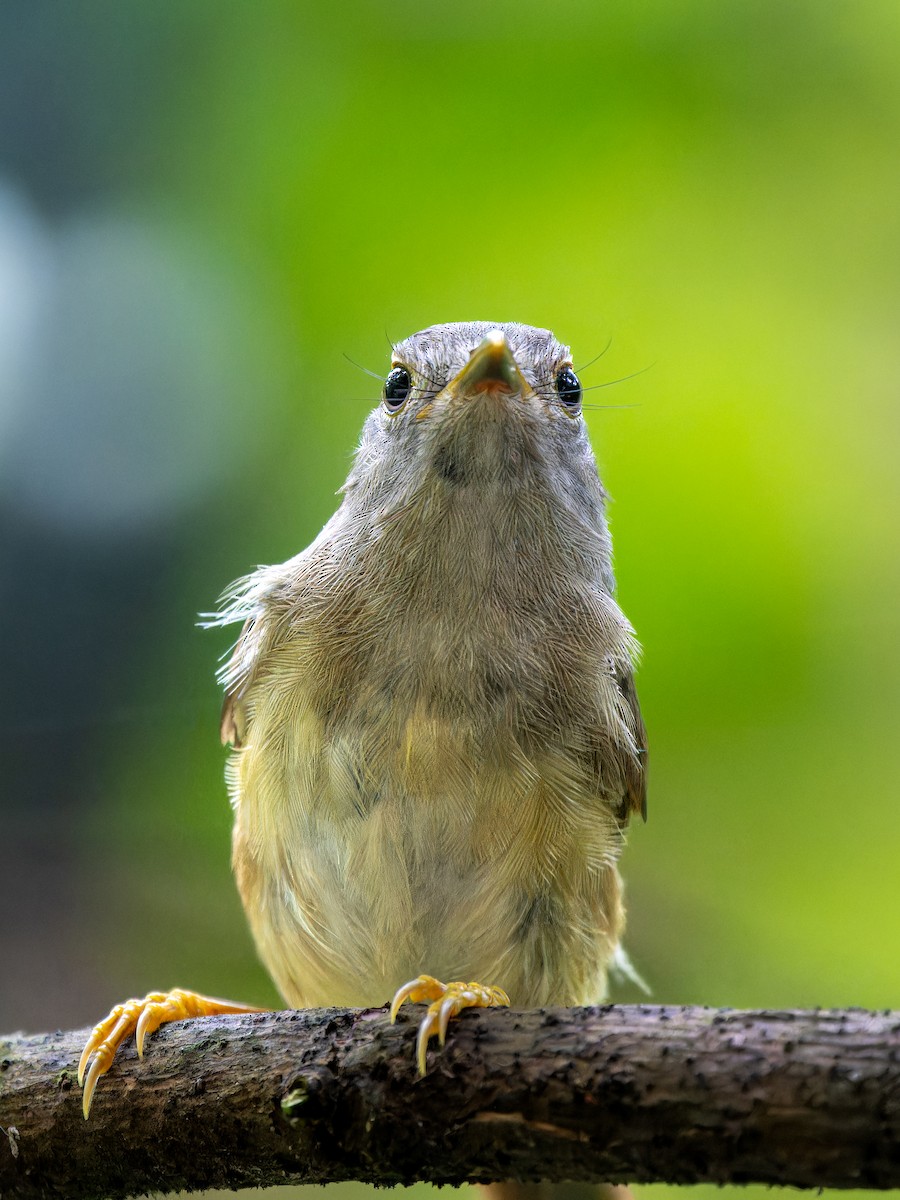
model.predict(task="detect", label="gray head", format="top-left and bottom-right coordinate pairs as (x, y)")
top-left (348, 323), bottom-right (601, 507)
top-left (335, 321), bottom-right (616, 597)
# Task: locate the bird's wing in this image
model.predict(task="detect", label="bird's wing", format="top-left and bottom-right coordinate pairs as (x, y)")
top-left (220, 617), bottom-right (253, 748)
top-left (212, 558), bottom-right (301, 749)
top-left (614, 664), bottom-right (648, 822)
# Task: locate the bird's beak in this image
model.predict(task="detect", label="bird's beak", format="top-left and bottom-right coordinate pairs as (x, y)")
top-left (444, 330), bottom-right (530, 400)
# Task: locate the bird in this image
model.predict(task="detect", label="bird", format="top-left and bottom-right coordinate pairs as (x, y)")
top-left (79, 324), bottom-right (647, 1189)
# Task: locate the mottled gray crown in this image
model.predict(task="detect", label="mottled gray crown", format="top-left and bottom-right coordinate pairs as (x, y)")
top-left (392, 322), bottom-right (571, 391)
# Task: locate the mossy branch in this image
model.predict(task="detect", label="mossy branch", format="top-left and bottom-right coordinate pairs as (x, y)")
top-left (1, 1005), bottom-right (898, 1198)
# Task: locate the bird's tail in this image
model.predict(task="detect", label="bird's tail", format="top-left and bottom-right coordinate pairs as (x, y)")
top-left (608, 943), bottom-right (651, 995)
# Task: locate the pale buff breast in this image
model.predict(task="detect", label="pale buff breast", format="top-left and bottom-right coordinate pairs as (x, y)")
top-left (228, 620), bottom-right (627, 1011)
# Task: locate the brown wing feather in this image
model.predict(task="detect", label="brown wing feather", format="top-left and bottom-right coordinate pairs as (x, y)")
top-left (617, 667), bottom-right (648, 822)
top-left (220, 617), bottom-right (253, 748)
top-left (220, 688), bottom-right (243, 748)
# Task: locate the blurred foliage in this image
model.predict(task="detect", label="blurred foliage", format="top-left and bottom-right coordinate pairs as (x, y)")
top-left (0, 3), bottom-right (898, 1200)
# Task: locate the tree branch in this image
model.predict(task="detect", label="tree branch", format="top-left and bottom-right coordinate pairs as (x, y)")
top-left (1, 1004), bottom-right (898, 1198)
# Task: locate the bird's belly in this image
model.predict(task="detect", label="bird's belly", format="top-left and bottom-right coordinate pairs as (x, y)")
top-left (235, 793), bottom-right (510, 1008)
top-left (235, 797), bottom-right (623, 1012)
top-left (230, 696), bottom-right (625, 1010)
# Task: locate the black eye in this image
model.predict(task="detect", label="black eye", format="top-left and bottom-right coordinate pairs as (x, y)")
top-left (555, 367), bottom-right (582, 413)
top-left (383, 366), bottom-right (412, 412)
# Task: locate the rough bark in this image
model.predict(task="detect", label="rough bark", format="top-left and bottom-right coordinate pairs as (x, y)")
top-left (0, 1004), bottom-right (898, 1199)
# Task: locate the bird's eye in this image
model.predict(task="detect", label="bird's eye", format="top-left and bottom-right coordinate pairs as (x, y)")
top-left (383, 366), bottom-right (412, 413)
top-left (555, 367), bottom-right (582, 414)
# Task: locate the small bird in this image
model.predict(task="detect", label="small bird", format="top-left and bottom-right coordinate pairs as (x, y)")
top-left (79, 324), bottom-right (647, 1154)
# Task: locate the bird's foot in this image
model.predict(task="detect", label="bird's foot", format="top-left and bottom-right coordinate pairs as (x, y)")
top-left (78, 988), bottom-right (265, 1118)
top-left (390, 974), bottom-right (510, 1074)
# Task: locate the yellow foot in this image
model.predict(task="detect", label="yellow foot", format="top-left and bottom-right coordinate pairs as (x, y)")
top-left (390, 974), bottom-right (510, 1075)
top-left (78, 988), bottom-right (265, 1118)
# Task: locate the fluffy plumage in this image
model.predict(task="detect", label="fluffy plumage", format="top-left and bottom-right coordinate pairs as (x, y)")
top-left (216, 322), bottom-right (646, 1013)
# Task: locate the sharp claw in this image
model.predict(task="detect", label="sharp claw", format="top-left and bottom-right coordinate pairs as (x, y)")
top-left (135, 1006), bottom-right (154, 1057)
top-left (437, 994), bottom-right (457, 1044)
top-left (79, 1008), bottom-right (120, 1085)
top-left (82, 1052), bottom-right (106, 1119)
top-left (416, 1011), bottom-right (438, 1075)
top-left (389, 978), bottom-right (419, 1022)
top-left (81, 1073), bottom-right (93, 1119)
top-left (392, 977), bottom-right (511, 1076)
top-left (79, 989), bottom-right (266, 1120)
top-left (77, 1042), bottom-right (92, 1087)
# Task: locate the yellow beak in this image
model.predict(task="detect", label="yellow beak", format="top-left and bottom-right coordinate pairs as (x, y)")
top-left (445, 330), bottom-right (529, 398)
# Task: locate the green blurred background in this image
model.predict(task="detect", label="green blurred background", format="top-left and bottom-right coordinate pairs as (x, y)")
top-left (1, 2), bottom-right (897, 1198)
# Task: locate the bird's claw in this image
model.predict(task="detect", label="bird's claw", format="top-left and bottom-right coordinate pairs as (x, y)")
top-left (78, 988), bottom-right (263, 1118)
top-left (390, 974), bottom-right (510, 1074)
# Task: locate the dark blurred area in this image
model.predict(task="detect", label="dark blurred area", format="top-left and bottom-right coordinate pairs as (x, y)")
top-left (1, 5), bottom-right (898, 1200)
top-left (0, 4), bottom-right (303, 1038)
